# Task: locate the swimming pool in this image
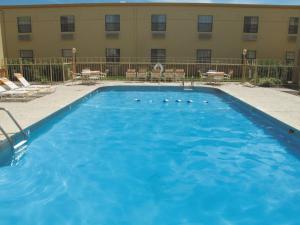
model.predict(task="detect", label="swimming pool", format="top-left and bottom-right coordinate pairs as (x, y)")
top-left (1, 86), bottom-right (300, 225)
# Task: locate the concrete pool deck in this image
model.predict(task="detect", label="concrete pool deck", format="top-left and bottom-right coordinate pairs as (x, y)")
top-left (0, 81), bottom-right (300, 145)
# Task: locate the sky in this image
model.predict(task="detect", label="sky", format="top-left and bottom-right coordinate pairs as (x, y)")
top-left (0, 0), bottom-right (299, 5)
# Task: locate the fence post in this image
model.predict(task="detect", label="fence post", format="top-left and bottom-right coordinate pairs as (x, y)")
top-left (19, 58), bottom-right (23, 76)
top-left (186, 64), bottom-right (189, 80)
top-left (254, 63), bottom-right (258, 85)
top-left (49, 60), bottom-right (53, 84)
top-left (62, 59), bottom-right (65, 82)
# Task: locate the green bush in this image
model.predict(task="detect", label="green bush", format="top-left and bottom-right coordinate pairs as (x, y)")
top-left (250, 77), bottom-right (282, 87)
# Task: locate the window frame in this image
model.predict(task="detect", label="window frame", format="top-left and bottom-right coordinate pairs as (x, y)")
top-left (243, 16), bottom-right (259, 33)
top-left (105, 15), bottom-right (120, 32)
top-left (151, 15), bottom-right (167, 32)
top-left (106, 48), bottom-right (120, 63)
top-left (288, 17), bottom-right (299, 35)
top-left (196, 49), bottom-right (212, 63)
top-left (198, 15), bottom-right (213, 32)
top-left (17, 16), bottom-right (32, 33)
top-left (60, 15), bottom-right (75, 33)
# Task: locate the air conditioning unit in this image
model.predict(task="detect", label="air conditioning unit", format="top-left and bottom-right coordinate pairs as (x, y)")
top-left (198, 33), bottom-right (212, 39)
top-left (61, 33), bottom-right (75, 40)
top-left (152, 31), bottom-right (166, 38)
top-left (105, 31), bottom-right (119, 38)
top-left (18, 34), bottom-right (32, 41)
top-left (288, 35), bottom-right (297, 42)
top-left (242, 34), bottom-right (257, 41)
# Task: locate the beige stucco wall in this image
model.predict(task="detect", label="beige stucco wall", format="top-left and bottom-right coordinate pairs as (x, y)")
top-left (0, 3), bottom-right (299, 61)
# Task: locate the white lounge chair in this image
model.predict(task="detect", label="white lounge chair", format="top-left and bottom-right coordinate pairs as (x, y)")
top-left (151, 69), bottom-right (161, 82)
top-left (0, 86), bottom-right (35, 101)
top-left (0, 77), bottom-right (46, 96)
top-left (175, 69), bottom-right (185, 81)
top-left (137, 69), bottom-right (148, 80)
top-left (14, 73), bottom-right (55, 93)
top-left (126, 69), bottom-right (137, 80)
top-left (163, 69), bottom-right (175, 81)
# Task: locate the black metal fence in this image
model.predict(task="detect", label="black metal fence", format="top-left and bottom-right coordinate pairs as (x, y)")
top-left (1, 57), bottom-right (298, 86)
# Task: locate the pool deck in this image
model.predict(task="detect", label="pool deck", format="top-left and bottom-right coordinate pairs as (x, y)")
top-left (0, 81), bottom-right (300, 144)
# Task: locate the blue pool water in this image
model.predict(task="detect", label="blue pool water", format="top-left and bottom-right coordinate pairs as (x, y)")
top-left (1, 86), bottom-right (300, 225)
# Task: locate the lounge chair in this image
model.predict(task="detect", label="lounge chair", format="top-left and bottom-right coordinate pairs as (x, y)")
top-left (14, 73), bottom-right (55, 93)
top-left (175, 69), bottom-right (185, 81)
top-left (151, 69), bottom-right (161, 82)
top-left (137, 69), bottom-right (148, 80)
top-left (0, 77), bottom-right (46, 96)
top-left (0, 85), bottom-right (35, 101)
top-left (163, 69), bottom-right (175, 81)
top-left (126, 69), bottom-right (137, 80)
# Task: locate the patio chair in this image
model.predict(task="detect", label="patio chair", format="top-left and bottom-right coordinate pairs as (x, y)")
top-left (14, 73), bottom-right (55, 93)
top-left (198, 70), bottom-right (208, 80)
top-left (126, 69), bottom-right (137, 80)
top-left (175, 69), bottom-right (185, 81)
top-left (137, 69), bottom-right (148, 81)
top-left (151, 69), bottom-right (161, 82)
top-left (224, 70), bottom-right (233, 80)
top-left (163, 69), bottom-right (175, 81)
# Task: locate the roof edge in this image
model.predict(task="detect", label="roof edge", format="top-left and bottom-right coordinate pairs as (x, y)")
top-left (0, 2), bottom-right (300, 10)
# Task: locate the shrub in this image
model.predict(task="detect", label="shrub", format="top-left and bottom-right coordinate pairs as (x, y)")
top-left (250, 77), bottom-right (282, 87)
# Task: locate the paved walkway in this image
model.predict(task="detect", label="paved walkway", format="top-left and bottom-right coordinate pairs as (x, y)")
top-left (0, 82), bottom-right (299, 145)
top-left (219, 84), bottom-right (300, 130)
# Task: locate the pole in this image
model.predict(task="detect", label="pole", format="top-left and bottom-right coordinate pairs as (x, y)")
top-left (242, 48), bottom-right (247, 82)
top-left (72, 48), bottom-right (77, 80)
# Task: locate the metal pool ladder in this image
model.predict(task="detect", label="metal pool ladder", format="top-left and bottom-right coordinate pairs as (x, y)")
top-left (0, 107), bottom-right (28, 150)
top-left (182, 75), bottom-right (195, 90)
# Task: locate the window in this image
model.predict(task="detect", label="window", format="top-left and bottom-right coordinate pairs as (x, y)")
top-left (105, 15), bottom-right (120, 32)
top-left (288, 17), bottom-right (299, 34)
top-left (62, 49), bottom-right (73, 58)
top-left (196, 49), bottom-right (211, 63)
top-left (151, 15), bottom-right (166, 32)
top-left (20, 50), bottom-right (34, 62)
top-left (151, 49), bottom-right (166, 63)
top-left (244, 16), bottom-right (259, 33)
top-left (198, 16), bottom-right (213, 32)
top-left (286, 51), bottom-right (295, 64)
top-left (60, 16), bottom-right (75, 32)
top-left (106, 48), bottom-right (120, 62)
top-left (246, 50), bottom-right (256, 60)
top-left (17, 16), bottom-right (31, 33)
